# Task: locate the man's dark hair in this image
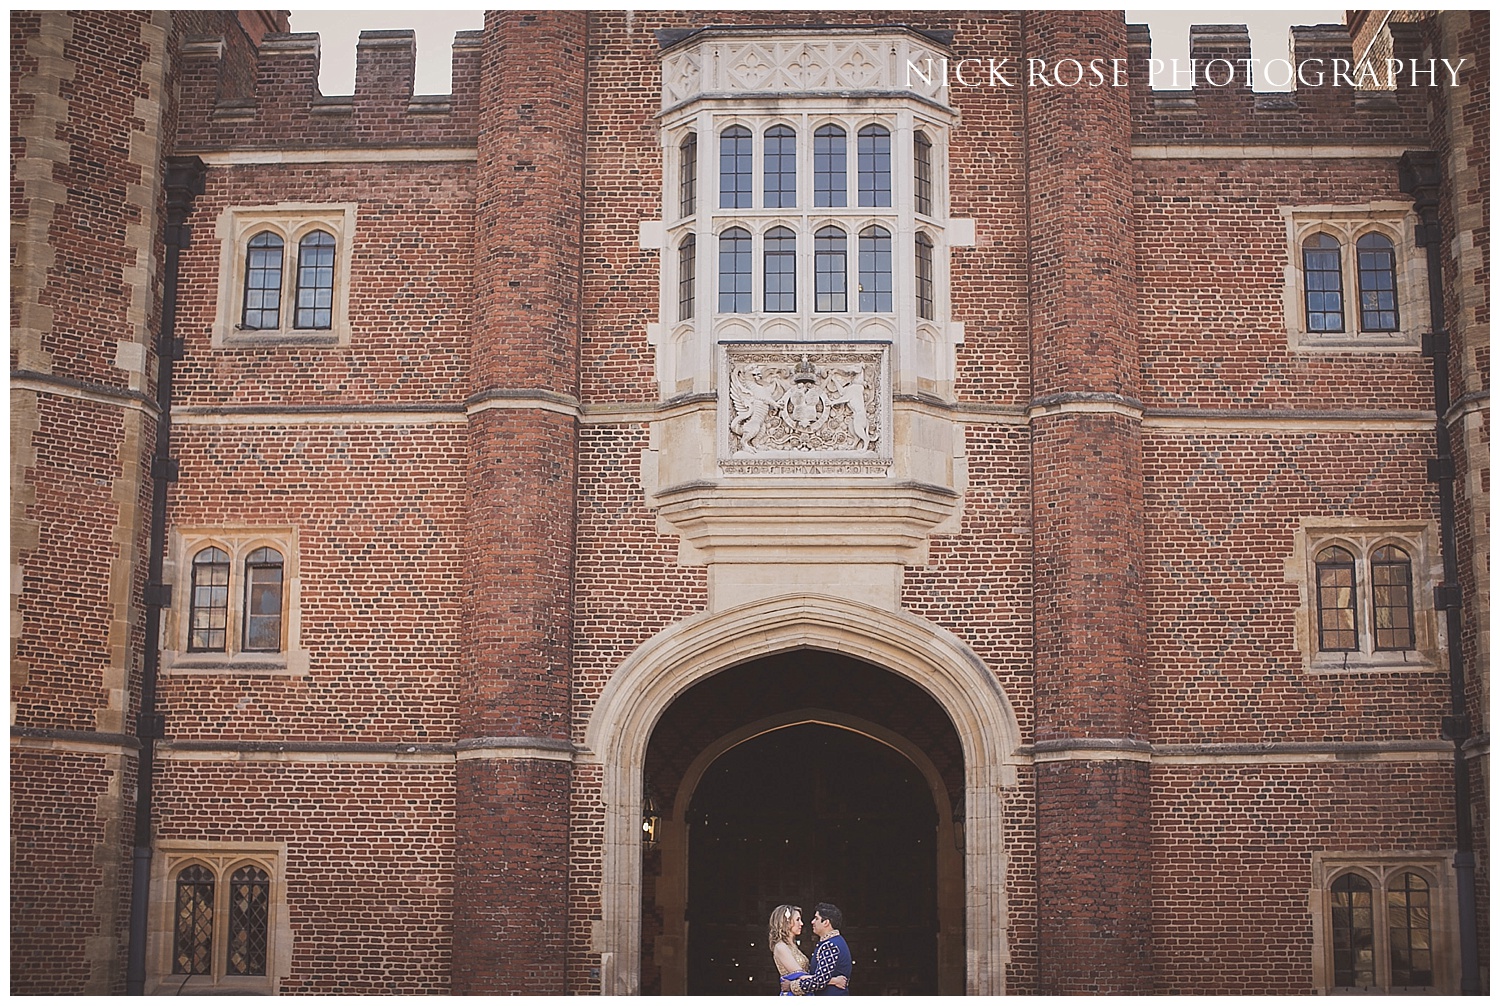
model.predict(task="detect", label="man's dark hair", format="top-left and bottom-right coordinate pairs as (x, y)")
top-left (815, 902), bottom-right (843, 930)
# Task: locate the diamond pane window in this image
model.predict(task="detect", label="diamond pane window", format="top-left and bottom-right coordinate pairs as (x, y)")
top-left (294, 230), bottom-right (336, 330)
top-left (718, 228), bottom-right (752, 313)
top-left (173, 865), bottom-right (215, 975)
top-left (719, 126), bottom-right (753, 209)
top-left (189, 548), bottom-right (230, 653)
top-left (1332, 873), bottom-right (1376, 988)
top-left (1357, 232), bottom-right (1400, 331)
top-left (226, 866), bottom-right (271, 976)
top-left (814, 227), bottom-right (847, 313)
top-left (814, 125), bottom-right (847, 208)
top-left (240, 232), bottom-right (284, 330)
top-left (1315, 546), bottom-right (1358, 651)
top-left (763, 227), bottom-right (796, 312)
top-left (1303, 233), bottom-right (1345, 332)
top-left (857, 125), bottom-right (891, 207)
top-left (243, 547), bottom-right (284, 653)
top-left (1387, 873), bottom-right (1433, 988)
top-left (1371, 544), bottom-right (1415, 651)
top-left (764, 125), bottom-right (796, 209)
top-left (858, 225), bottom-right (892, 313)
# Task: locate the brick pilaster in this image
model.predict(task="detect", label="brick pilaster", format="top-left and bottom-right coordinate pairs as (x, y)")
top-left (453, 10), bottom-right (586, 993)
top-left (1023, 10), bottom-right (1153, 992)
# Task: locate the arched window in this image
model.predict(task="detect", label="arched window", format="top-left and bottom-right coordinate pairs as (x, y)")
top-left (679, 132), bottom-right (698, 218)
top-left (764, 125), bottom-right (796, 209)
top-left (189, 547), bottom-right (231, 653)
top-left (719, 126), bottom-right (753, 209)
top-left (718, 227), bottom-right (752, 313)
top-left (1331, 872), bottom-right (1376, 988)
top-left (857, 125), bottom-right (892, 207)
top-left (678, 235), bottom-right (696, 321)
top-left (240, 232), bottom-right (284, 330)
top-left (814, 125), bottom-right (847, 208)
top-left (242, 547), bottom-right (284, 653)
top-left (763, 226), bottom-right (796, 312)
top-left (1371, 544), bottom-right (1414, 650)
top-left (814, 227), bottom-right (847, 313)
top-left (916, 232), bottom-right (935, 320)
top-left (1315, 545), bottom-right (1358, 651)
top-left (173, 865), bottom-right (216, 975)
top-left (1303, 233), bottom-right (1344, 332)
top-left (1387, 872), bottom-right (1433, 988)
top-left (1356, 232), bottom-right (1399, 332)
top-left (294, 230), bottom-right (336, 330)
top-left (914, 130), bottom-right (933, 216)
top-left (226, 866), bottom-right (271, 977)
top-left (858, 225), bottom-right (892, 313)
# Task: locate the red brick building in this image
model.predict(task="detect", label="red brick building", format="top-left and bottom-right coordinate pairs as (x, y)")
top-left (10, 9), bottom-right (1488, 994)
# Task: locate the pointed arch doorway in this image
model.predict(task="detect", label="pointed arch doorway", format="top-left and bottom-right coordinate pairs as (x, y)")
top-left (640, 650), bottom-right (965, 995)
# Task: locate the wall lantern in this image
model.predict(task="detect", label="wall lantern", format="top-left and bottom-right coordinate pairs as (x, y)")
top-left (642, 781), bottom-right (662, 847)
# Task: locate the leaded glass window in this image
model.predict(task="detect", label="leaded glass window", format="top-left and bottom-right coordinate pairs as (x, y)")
top-left (718, 228), bottom-right (752, 313)
top-left (764, 125), bottom-right (796, 209)
top-left (1315, 546), bottom-right (1358, 651)
top-left (813, 125), bottom-right (847, 208)
top-left (294, 230), bottom-right (336, 330)
top-left (680, 132), bottom-right (698, 218)
top-left (763, 226), bottom-right (796, 312)
top-left (1357, 233), bottom-right (1399, 332)
top-left (914, 130), bottom-right (933, 216)
top-left (1371, 544), bottom-right (1414, 651)
top-left (226, 866), bottom-right (271, 977)
top-left (858, 225), bottom-right (892, 313)
top-left (1303, 233), bottom-right (1344, 333)
top-left (240, 232), bottom-right (284, 330)
top-left (173, 865), bottom-right (215, 976)
top-left (189, 547), bottom-right (231, 653)
top-left (857, 125), bottom-right (892, 208)
top-left (1387, 873), bottom-right (1433, 987)
top-left (678, 235), bottom-right (696, 321)
top-left (242, 547), bottom-right (284, 653)
top-left (1331, 872), bottom-right (1376, 988)
top-left (815, 227), bottom-right (847, 313)
top-left (719, 126), bottom-right (753, 209)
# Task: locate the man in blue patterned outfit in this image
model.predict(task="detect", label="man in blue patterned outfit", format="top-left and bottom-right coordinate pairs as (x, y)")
top-left (783, 903), bottom-right (851, 995)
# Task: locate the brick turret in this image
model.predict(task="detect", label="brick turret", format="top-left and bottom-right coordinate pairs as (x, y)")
top-left (1025, 9), bottom-right (1152, 993)
top-left (453, 10), bottom-right (587, 994)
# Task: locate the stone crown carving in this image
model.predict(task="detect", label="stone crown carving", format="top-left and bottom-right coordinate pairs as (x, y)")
top-left (660, 28), bottom-right (951, 109)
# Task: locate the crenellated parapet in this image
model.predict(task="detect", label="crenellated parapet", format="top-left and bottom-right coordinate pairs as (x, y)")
top-left (1129, 21), bottom-right (1434, 146)
top-left (175, 28), bottom-right (481, 151)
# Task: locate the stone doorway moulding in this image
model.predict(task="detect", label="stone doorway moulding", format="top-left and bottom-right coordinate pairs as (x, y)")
top-left (581, 595), bottom-right (1023, 995)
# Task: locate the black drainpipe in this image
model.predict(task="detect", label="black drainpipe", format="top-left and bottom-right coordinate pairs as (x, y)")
top-left (1398, 149), bottom-right (1480, 996)
top-left (125, 154), bottom-right (205, 996)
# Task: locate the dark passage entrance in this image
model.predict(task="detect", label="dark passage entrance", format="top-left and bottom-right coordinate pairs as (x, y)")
top-left (686, 723), bottom-right (939, 995)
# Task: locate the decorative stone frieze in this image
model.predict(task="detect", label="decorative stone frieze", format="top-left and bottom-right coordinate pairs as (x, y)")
top-left (719, 342), bottom-right (891, 477)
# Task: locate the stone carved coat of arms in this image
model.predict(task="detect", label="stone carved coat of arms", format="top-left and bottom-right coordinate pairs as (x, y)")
top-left (720, 343), bottom-right (890, 476)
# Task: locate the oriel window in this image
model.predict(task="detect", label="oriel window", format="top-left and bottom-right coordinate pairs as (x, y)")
top-left (914, 130), bottom-right (933, 216)
top-left (814, 124), bottom-right (847, 208)
top-left (678, 235), bottom-right (696, 321)
top-left (679, 132), bottom-right (698, 218)
top-left (915, 232), bottom-right (935, 320)
top-left (719, 126), bottom-right (753, 209)
top-left (814, 227), bottom-right (847, 313)
top-left (857, 125), bottom-right (892, 208)
top-left (718, 227), bottom-right (752, 313)
top-left (858, 225), bottom-right (892, 312)
top-left (764, 125), bottom-right (796, 209)
top-left (763, 226), bottom-right (796, 312)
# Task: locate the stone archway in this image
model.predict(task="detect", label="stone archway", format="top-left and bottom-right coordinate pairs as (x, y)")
top-left (581, 595), bottom-right (1022, 995)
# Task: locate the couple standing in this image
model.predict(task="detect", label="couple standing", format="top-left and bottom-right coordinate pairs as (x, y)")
top-left (769, 903), bottom-right (851, 996)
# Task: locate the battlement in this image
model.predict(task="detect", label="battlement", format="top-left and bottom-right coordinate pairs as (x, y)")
top-left (1128, 20), bottom-right (1432, 146)
top-left (176, 28), bottom-right (482, 151)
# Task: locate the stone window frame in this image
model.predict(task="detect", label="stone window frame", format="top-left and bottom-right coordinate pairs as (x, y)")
top-left (1309, 851), bottom-right (1456, 994)
top-left (212, 202), bottom-right (357, 348)
top-left (1286, 519), bottom-right (1443, 674)
top-left (149, 841), bottom-right (289, 995)
top-left (1281, 203), bottom-right (1429, 352)
top-left (162, 527), bottom-right (308, 676)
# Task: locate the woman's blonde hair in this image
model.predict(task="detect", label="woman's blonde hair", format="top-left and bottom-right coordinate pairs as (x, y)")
top-left (768, 904), bottom-right (801, 949)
